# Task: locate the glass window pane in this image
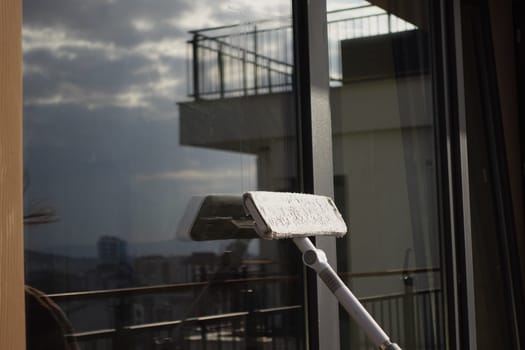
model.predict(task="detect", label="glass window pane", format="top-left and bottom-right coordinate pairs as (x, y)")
top-left (326, 1), bottom-right (445, 349)
top-left (23, 1), bottom-right (304, 349)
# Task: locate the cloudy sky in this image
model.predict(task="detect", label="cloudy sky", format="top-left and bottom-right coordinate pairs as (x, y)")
top-left (22, 0), bottom-right (298, 256)
top-left (23, 0), bottom-right (370, 259)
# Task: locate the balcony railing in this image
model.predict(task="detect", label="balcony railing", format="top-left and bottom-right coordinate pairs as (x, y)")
top-left (186, 4), bottom-right (417, 100)
top-left (44, 267), bottom-right (441, 350)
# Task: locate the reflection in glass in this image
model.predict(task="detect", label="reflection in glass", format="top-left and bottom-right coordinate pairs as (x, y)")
top-left (23, 1), bottom-right (304, 349)
top-left (327, 1), bottom-right (445, 349)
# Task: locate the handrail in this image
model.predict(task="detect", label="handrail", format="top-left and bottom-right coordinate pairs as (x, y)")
top-left (67, 305), bottom-right (303, 340)
top-left (188, 3), bottom-right (373, 35)
top-left (47, 275), bottom-right (298, 302)
top-left (328, 12), bottom-right (389, 25)
top-left (190, 83), bottom-right (291, 98)
top-left (46, 268), bottom-right (439, 302)
top-left (359, 288), bottom-right (440, 303)
top-left (341, 267), bottom-right (440, 279)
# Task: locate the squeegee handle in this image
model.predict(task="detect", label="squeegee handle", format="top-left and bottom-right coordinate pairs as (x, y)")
top-left (293, 238), bottom-right (402, 350)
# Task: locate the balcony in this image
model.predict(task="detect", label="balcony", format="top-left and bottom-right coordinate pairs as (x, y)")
top-left (178, 4), bottom-right (429, 157)
top-left (41, 268), bottom-right (441, 349)
top-left (184, 4), bottom-right (417, 100)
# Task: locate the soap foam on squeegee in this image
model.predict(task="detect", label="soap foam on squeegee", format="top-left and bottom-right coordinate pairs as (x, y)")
top-left (242, 191), bottom-right (347, 239)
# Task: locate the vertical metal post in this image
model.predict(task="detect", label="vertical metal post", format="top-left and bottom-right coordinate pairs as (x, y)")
top-left (242, 50), bottom-right (247, 96)
top-left (245, 291), bottom-right (258, 350)
top-left (113, 300), bottom-right (130, 350)
top-left (192, 34), bottom-right (200, 100)
top-left (217, 321), bottom-right (222, 350)
top-left (253, 26), bottom-right (258, 94)
top-left (292, 0), bottom-right (338, 349)
top-left (401, 249), bottom-right (416, 350)
top-left (218, 43), bottom-right (225, 98)
top-left (267, 60), bottom-right (272, 93)
top-left (452, 0), bottom-right (478, 348)
top-left (403, 273), bottom-right (416, 350)
top-left (200, 322), bottom-right (207, 350)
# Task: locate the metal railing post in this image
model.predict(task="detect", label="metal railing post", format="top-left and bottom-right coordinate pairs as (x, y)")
top-left (192, 34), bottom-right (200, 100)
top-left (217, 320), bottom-right (222, 350)
top-left (403, 274), bottom-right (416, 350)
top-left (218, 43), bottom-right (225, 98)
top-left (200, 321), bottom-right (208, 350)
top-left (113, 299), bottom-right (130, 350)
top-left (267, 59), bottom-right (272, 93)
top-left (253, 26), bottom-right (258, 94)
top-left (242, 50), bottom-right (247, 96)
top-left (403, 250), bottom-right (416, 350)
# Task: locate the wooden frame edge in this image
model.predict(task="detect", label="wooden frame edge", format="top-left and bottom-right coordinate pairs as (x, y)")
top-left (0, 0), bottom-right (25, 348)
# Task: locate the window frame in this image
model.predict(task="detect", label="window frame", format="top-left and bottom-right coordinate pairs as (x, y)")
top-left (0, 0), bottom-right (25, 348)
top-left (292, 0), bottom-right (340, 349)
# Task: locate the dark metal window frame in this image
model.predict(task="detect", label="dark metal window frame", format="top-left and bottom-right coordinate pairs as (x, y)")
top-left (466, 0), bottom-right (525, 347)
top-left (446, 1), bottom-right (525, 349)
top-left (292, 0), bottom-right (339, 349)
top-left (439, 0), bottom-right (478, 348)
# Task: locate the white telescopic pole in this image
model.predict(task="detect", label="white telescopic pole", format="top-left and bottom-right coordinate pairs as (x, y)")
top-left (293, 237), bottom-right (402, 350)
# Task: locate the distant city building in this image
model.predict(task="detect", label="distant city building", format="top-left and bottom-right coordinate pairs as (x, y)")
top-left (97, 236), bottom-right (129, 266)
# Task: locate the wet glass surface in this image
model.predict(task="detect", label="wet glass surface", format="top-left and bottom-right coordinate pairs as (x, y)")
top-left (23, 1), bottom-right (304, 349)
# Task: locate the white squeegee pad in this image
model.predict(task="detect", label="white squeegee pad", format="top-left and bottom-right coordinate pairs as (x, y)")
top-left (243, 191), bottom-right (348, 239)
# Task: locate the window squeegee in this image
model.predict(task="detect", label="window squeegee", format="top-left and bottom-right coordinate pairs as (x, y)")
top-left (242, 191), bottom-right (402, 350)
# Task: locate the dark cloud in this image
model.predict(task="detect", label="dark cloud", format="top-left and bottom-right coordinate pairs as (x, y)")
top-left (23, 0), bottom-right (192, 47)
top-left (24, 47), bottom-right (171, 98)
top-left (24, 49), bottom-right (188, 110)
top-left (22, 0), bottom-right (267, 48)
top-left (22, 0), bottom-right (274, 256)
